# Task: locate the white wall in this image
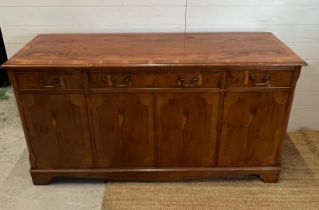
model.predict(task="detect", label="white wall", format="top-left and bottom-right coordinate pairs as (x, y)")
top-left (0, 0), bottom-right (318, 131)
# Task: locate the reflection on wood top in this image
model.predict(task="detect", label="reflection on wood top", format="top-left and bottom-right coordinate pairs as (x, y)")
top-left (3, 32), bottom-right (307, 68)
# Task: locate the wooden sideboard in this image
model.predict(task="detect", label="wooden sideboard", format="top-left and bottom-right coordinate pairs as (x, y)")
top-left (2, 33), bottom-right (306, 184)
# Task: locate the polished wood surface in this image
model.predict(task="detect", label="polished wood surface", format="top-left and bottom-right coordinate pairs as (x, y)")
top-left (2, 33), bottom-right (306, 184)
top-left (29, 166), bottom-right (281, 185)
top-left (15, 71), bottom-right (83, 90)
top-left (3, 33), bottom-right (306, 68)
top-left (157, 93), bottom-right (220, 167)
top-left (90, 93), bottom-right (154, 168)
top-left (20, 94), bottom-right (94, 169)
top-left (88, 70), bottom-right (222, 89)
top-left (226, 70), bottom-right (294, 88)
top-left (218, 92), bottom-right (290, 167)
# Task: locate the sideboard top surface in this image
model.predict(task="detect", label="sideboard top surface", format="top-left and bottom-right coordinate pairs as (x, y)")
top-left (3, 32), bottom-right (306, 69)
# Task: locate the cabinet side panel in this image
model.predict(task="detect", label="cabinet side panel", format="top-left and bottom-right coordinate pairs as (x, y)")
top-left (7, 70), bottom-right (37, 168)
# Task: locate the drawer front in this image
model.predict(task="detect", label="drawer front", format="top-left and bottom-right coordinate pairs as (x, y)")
top-left (226, 70), bottom-right (294, 88)
top-left (88, 71), bottom-right (222, 89)
top-left (15, 72), bottom-right (84, 90)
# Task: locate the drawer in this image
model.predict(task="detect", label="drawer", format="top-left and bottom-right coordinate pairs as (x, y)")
top-left (15, 72), bottom-right (84, 90)
top-left (226, 70), bottom-right (294, 88)
top-left (88, 71), bottom-right (222, 89)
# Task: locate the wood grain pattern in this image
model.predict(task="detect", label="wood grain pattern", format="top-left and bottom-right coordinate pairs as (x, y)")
top-left (218, 92), bottom-right (290, 167)
top-left (15, 71), bottom-right (84, 90)
top-left (2, 33), bottom-right (306, 184)
top-left (29, 166), bottom-right (280, 185)
top-left (226, 70), bottom-right (294, 88)
top-left (20, 94), bottom-right (94, 169)
top-left (157, 93), bottom-right (220, 167)
top-left (90, 93), bottom-right (155, 168)
top-left (88, 70), bottom-right (222, 89)
top-left (2, 33), bottom-right (306, 68)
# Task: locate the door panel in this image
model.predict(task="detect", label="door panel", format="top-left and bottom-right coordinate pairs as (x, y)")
top-left (20, 94), bottom-right (94, 169)
top-left (218, 92), bottom-right (290, 167)
top-left (157, 93), bottom-right (220, 167)
top-left (90, 93), bottom-right (154, 168)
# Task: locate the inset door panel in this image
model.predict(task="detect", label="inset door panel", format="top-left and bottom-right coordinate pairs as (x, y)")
top-left (90, 93), bottom-right (155, 168)
top-left (157, 93), bottom-right (220, 167)
top-left (20, 94), bottom-right (94, 169)
top-left (218, 92), bottom-right (290, 167)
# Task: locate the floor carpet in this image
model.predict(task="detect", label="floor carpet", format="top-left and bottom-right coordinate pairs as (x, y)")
top-left (102, 130), bottom-right (319, 210)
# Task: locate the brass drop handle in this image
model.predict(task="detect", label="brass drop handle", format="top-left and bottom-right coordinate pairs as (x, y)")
top-left (249, 74), bottom-right (271, 86)
top-left (178, 76), bottom-right (199, 87)
top-left (38, 77), bottom-right (60, 88)
top-left (111, 75), bottom-right (132, 87)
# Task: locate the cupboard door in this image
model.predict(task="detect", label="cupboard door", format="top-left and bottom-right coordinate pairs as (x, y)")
top-left (20, 94), bottom-right (94, 169)
top-left (90, 93), bottom-right (154, 168)
top-left (218, 92), bottom-right (290, 167)
top-left (157, 93), bottom-right (220, 167)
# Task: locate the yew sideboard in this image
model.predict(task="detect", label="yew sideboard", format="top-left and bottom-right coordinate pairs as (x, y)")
top-left (2, 33), bottom-right (306, 184)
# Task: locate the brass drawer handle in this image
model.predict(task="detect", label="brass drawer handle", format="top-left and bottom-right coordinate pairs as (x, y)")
top-left (38, 77), bottom-right (60, 88)
top-left (178, 76), bottom-right (199, 87)
top-left (111, 75), bottom-right (132, 87)
top-left (249, 74), bottom-right (271, 86)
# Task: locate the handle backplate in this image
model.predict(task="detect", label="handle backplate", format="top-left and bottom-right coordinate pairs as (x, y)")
top-left (178, 76), bottom-right (199, 87)
top-left (249, 74), bottom-right (271, 87)
top-left (111, 75), bottom-right (132, 87)
top-left (38, 77), bottom-right (60, 88)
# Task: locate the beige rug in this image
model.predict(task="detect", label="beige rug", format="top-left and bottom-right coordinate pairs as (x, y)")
top-left (102, 130), bottom-right (319, 210)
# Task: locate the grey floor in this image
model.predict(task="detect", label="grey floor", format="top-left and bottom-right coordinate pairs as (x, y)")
top-left (0, 88), bottom-right (105, 210)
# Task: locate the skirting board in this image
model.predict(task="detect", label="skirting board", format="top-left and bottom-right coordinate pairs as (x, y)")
top-left (30, 167), bottom-right (281, 185)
